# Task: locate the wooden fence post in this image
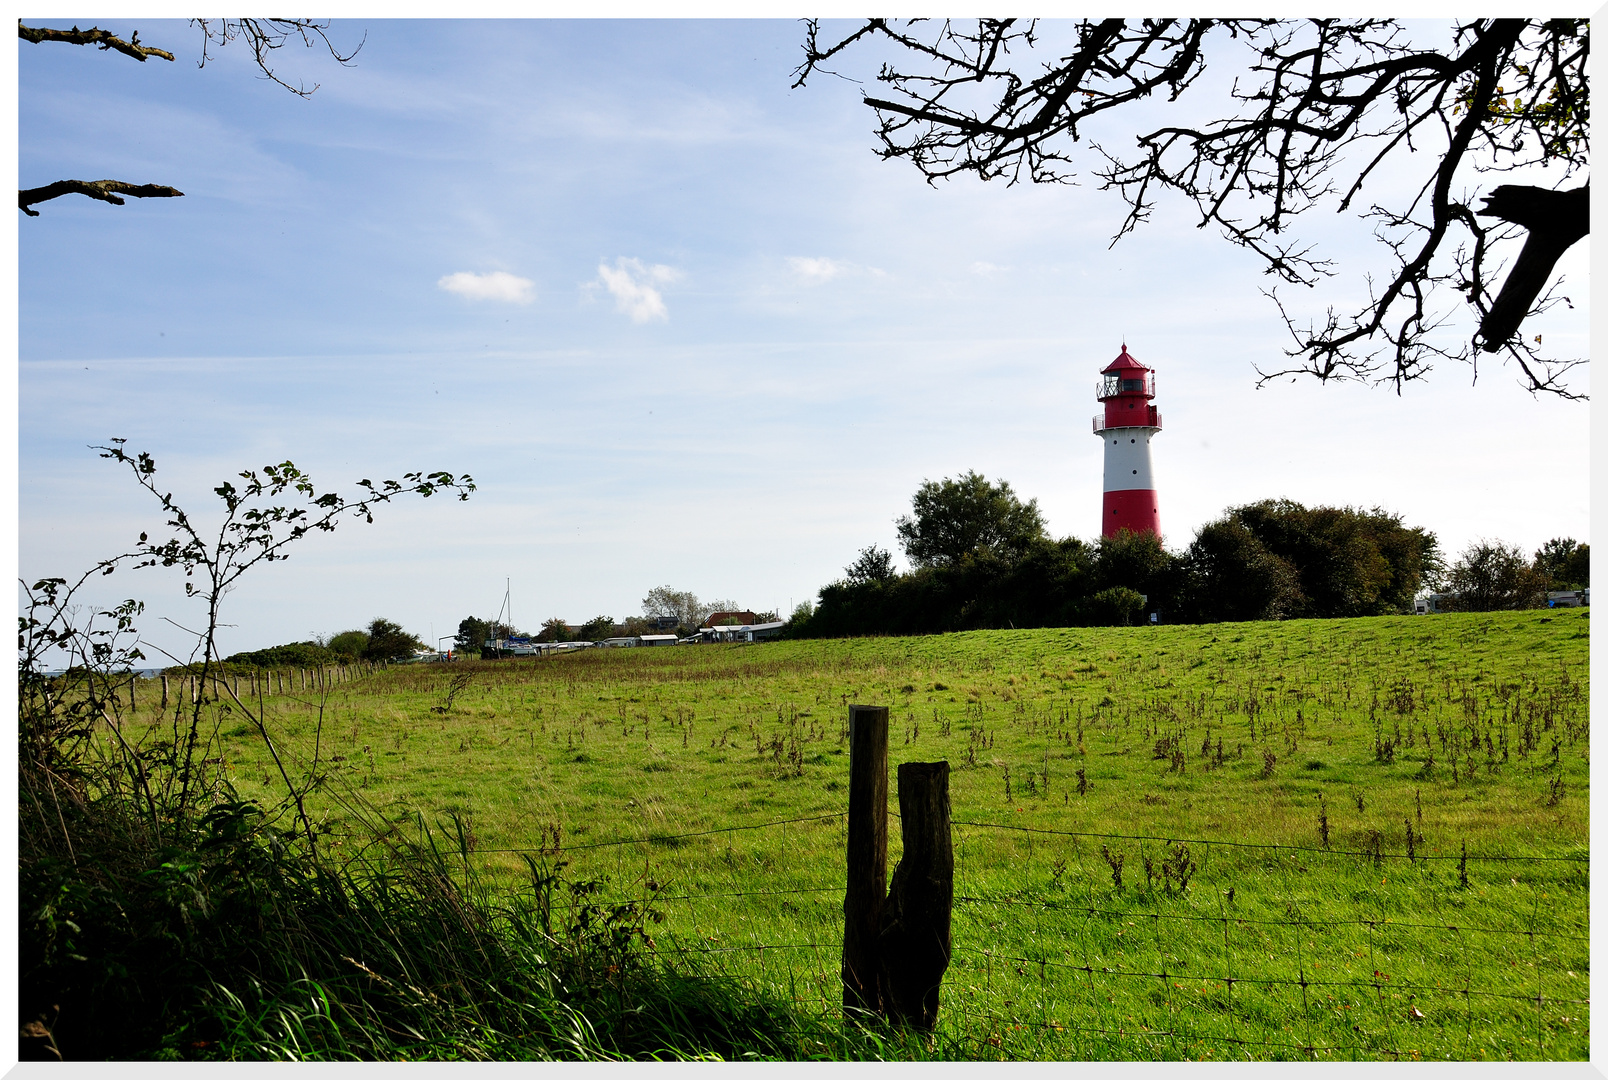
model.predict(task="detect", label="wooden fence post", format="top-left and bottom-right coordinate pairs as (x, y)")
top-left (879, 761), bottom-right (954, 1031)
top-left (128, 676), bottom-right (136, 711)
top-left (160, 674), bottom-right (169, 710)
top-left (842, 704), bottom-right (889, 1019)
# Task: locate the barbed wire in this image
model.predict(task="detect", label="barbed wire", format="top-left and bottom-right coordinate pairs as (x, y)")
top-left (458, 808), bottom-right (1585, 867)
top-left (939, 1004), bottom-right (1410, 1059)
top-left (950, 818), bottom-right (1590, 864)
top-left (653, 941), bottom-right (832, 959)
top-left (952, 894), bottom-right (1591, 942)
top-left (534, 883), bottom-right (839, 914)
top-left (949, 944), bottom-right (1589, 1007)
top-left (467, 811), bottom-right (847, 854)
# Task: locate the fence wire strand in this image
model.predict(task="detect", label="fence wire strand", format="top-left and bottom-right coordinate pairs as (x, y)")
top-left (450, 807), bottom-right (1585, 1059)
top-left (950, 818), bottom-right (1589, 863)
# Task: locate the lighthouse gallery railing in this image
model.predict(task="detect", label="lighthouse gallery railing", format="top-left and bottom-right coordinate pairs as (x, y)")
top-left (1093, 409), bottom-right (1161, 434)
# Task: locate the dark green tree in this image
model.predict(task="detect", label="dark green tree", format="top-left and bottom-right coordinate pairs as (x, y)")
top-left (1226, 500), bottom-right (1437, 617)
top-left (225, 640), bottom-right (337, 668)
top-left (1447, 541), bottom-right (1548, 611)
top-left (454, 616), bottom-right (492, 652)
top-left (845, 544), bottom-right (897, 584)
top-left (536, 618), bottom-right (573, 644)
top-left (1089, 529), bottom-right (1174, 612)
top-left (895, 471), bottom-right (1047, 569)
top-left (578, 615), bottom-right (615, 641)
top-left (362, 618), bottom-right (422, 662)
top-left (1085, 587), bottom-right (1146, 627)
top-left (326, 629), bottom-right (369, 660)
top-left (1175, 519), bottom-right (1301, 622)
top-left (1533, 537), bottom-right (1589, 589)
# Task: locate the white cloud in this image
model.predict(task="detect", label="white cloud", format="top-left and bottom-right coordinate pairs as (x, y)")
top-left (596, 257), bottom-right (682, 323)
top-left (787, 256), bottom-right (847, 282)
top-left (971, 261), bottom-right (1008, 276)
top-left (437, 271), bottom-right (536, 304)
top-left (786, 256), bottom-right (888, 284)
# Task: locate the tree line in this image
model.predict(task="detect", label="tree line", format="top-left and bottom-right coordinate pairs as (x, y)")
top-left (224, 591), bottom-right (784, 669)
top-left (452, 589), bottom-right (778, 656)
top-left (224, 617), bottom-right (426, 668)
top-left (789, 471), bottom-right (1586, 638)
top-left (220, 474), bottom-right (1586, 665)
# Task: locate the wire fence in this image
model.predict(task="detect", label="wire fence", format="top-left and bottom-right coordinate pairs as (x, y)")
top-left (449, 809), bottom-right (1589, 1061)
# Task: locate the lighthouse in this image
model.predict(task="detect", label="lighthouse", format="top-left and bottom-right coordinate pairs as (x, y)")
top-left (1093, 344), bottom-right (1162, 538)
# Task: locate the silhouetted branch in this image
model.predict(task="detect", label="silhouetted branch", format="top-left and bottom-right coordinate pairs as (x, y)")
top-left (797, 18), bottom-right (1589, 396)
top-left (1475, 183), bottom-right (1589, 350)
top-left (19, 180), bottom-right (184, 217)
top-left (192, 18), bottom-right (364, 98)
top-left (17, 22), bottom-right (175, 62)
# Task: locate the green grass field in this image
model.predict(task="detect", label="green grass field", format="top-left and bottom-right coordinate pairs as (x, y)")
top-left (127, 608), bottom-right (1589, 1060)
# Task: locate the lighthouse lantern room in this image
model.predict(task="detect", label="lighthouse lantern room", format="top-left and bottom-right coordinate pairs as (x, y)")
top-left (1093, 345), bottom-right (1162, 538)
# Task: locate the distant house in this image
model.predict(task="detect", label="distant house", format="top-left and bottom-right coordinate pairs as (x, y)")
top-left (692, 620), bottom-right (786, 643)
top-left (598, 637), bottom-right (640, 648)
top-left (486, 636), bottom-right (542, 655)
top-left (639, 634), bottom-right (679, 646)
top-left (702, 610), bottom-right (759, 628)
top-left (1547, 589), bottom-right (1590, 608)
top-left (1413, 593), bottom-right (1454, 615)
top-left (645, 616), bottom-right (680, 632)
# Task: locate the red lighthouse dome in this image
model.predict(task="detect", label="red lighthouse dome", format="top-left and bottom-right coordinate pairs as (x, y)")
top-left (1092, 344), bottom-right (1162, 538)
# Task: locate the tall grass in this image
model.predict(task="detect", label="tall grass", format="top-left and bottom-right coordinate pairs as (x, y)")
top-left (21, 705), bottom-right (900, 1060)
top-left (19, 599), bottom-right (929, 1061)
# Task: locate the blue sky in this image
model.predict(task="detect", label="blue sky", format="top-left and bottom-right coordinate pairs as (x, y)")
top-left (16, 19), bottom-right (1592, 662)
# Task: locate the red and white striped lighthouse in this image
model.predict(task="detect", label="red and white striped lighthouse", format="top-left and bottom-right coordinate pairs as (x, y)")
top-left (1093, 344), bottom-right (1162, 538)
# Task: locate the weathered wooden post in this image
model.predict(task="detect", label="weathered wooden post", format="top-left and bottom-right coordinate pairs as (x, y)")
top-left (160, 674), bottom-right (169, 710)
top-left (127, 675), bottom-right (136, 711)
top-left (878, 761), bottom-right (954, 1031)
top-left (842, 704), bottom-right (889, 1019)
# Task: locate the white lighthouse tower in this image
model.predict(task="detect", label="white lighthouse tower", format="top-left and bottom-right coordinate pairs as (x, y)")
top-left (1093, 344), bottom-right (1162, 538)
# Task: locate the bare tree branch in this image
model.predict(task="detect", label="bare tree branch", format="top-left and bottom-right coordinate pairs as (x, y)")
top-left (191, 18), bottom-right (364, 98)
top-left (797, 18), bottom-right (1589, 397)
top-left (20, 18), bottom-right (361, 217)
top-left (19, 180), bottom-right (184, 217)
top-left (17, 22), bottom-right (175, 62)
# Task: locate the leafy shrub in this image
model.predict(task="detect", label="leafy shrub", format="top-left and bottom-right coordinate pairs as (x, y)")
top-left (225, 641), bottom-right (338, 668)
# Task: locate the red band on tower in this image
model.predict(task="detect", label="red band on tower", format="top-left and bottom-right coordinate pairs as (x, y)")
top-left (1092, 344), bottom-right (1162, 539)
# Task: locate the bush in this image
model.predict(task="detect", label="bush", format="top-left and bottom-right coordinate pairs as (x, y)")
top-left (1084, 586), bottom-right (1146, 627)
top-left (326, 630), bottom-right (370, 660)
top-left (225, 641), bottom-right (338, 668)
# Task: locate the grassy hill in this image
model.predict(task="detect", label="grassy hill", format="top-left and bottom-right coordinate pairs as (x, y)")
top-left (105, 608), bottom-right (1589, 1059)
